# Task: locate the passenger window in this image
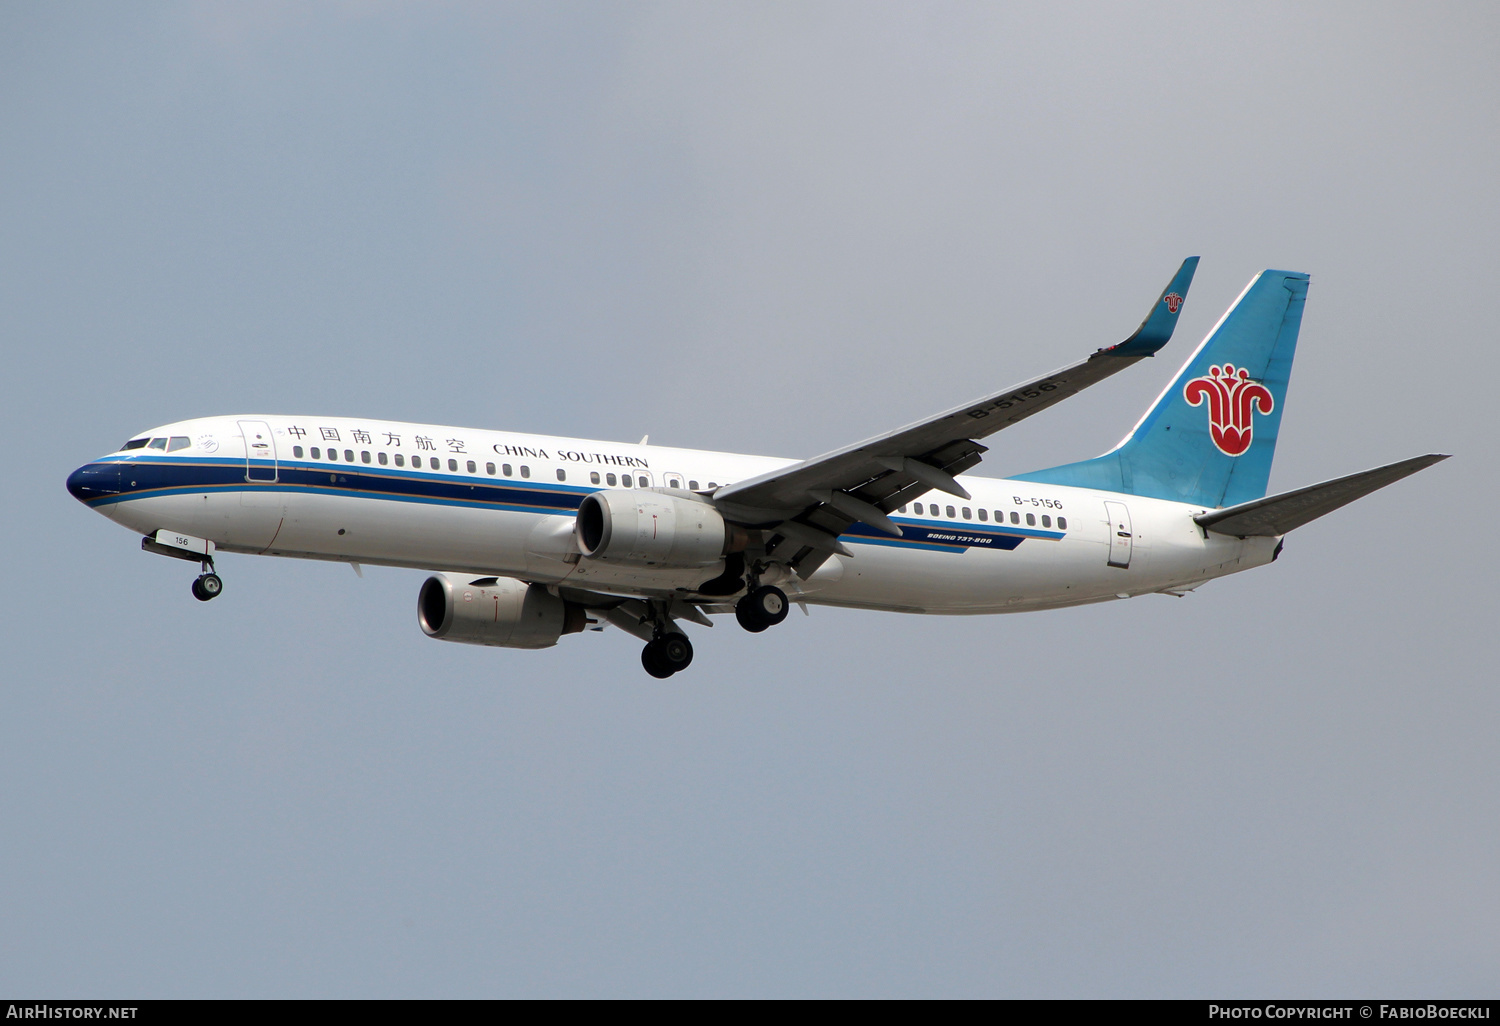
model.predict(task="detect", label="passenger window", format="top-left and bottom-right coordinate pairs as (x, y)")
top-left (121, 438), bottom-right (149, 450)
top-left (707, 482), bottom-right (717, 489)
top-left (590, 472), bottom-right (600, 484)
top-left (520, 465), bottom-right (530, 479)
top-left (637, 476), bottom-right (648, 487)
top-left (556, 469), bottom-right (566, 481)
top-left (606, 473), bottom-right (617, 486)
top-left (147, 438), bottom-right (167, 450)
top-left (502, 464), bottom-right (512, 476)
top-left (448, 458), bottom-right (457, 471)
top-left (328, 448), bottom-right (338, 461)
top-left (1041, 515), bottom-right (1051, 528)
top-left (994, 511), bottom-right (1003, 523)
top-left (689, 480), bottom-right (699, 490)
top-left (978, 508), bottom-right (987, 521)
top-left (898, 505), bottom-right (907, 513)
top-left (168, 436), bottom-right (191, 452)
top-left (344, 450), bottom-right (354, 462)
top-left (394, 453), bottom-right (404, 467)
top-left (1010, 512), bottom-right (1020, 524)
top-left (1057, 517), bottom-right (1067, 530)
top-left (486, 463), bottom-right (496, 475)
top-left (293, 446), bottom-right (304, 458)
top-left (467, 460), bottom-right (477, 474)
top-left (1026, 513), bottom-right (1036, 526)
top-left (962, 507), bottom-right (972, 520)
top-left (946, 505), bottom-right (956, 518)
top-left (668, 478), bottom-right (680, 488)
top-left (378, 452), bottom-right (388, 466)
top-left (311, 447), bottom-right (321, 459)
top-left (620, 474), bottom-right (632, 488)
top-left (362, 451), bottom-right (371, 464)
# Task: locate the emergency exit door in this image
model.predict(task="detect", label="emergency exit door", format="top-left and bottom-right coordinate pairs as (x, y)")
top-left (1104, 500), bottom-right (1133, 569)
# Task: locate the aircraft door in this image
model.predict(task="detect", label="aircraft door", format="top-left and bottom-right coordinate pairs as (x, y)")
top-left (238, 420), bottom-right (278, 482)
top-left (1104, 500), bottom-right (1133, 569)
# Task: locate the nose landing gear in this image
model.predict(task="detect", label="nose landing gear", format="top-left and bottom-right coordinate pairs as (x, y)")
top-left (191, 572), bottom-right (224, 602)
top-left (140, 531), bottom-right (225, 602)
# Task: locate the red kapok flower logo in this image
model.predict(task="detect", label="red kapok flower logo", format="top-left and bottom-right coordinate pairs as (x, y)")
top-left (1163, 292), bottom-right (1184, 314)
top-left (1182, 364), bottom-right (1274, 456)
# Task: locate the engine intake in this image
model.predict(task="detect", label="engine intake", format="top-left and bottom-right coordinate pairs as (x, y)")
top-left (418, 574), bottom-right (586, 649)
top-left (576, 490), bottom-right (746, 568)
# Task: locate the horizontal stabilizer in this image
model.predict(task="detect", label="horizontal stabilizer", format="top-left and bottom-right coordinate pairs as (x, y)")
top-left (1195, 454), bottom-right (1449, 537)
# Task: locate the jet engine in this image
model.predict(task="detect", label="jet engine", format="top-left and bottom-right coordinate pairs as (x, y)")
top-left (418, 573), bottom-right (587, 649)
top-left (575, 490), bottom-right (747, 568)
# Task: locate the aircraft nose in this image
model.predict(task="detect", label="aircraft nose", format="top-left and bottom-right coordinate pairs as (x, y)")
top-left (67, 462), bottom-right (120, 504)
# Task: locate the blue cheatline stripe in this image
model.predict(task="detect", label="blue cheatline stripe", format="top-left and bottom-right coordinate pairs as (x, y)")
top-left (88, 456), bottom-right (593, 515)
top-left (879, 516), bottom-right (1063, 543)
top-left (80, 458), bottom-right (1065, 554)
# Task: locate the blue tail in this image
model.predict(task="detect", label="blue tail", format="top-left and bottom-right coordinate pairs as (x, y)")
top-left (1013, 269), bottom-right (1309, 509)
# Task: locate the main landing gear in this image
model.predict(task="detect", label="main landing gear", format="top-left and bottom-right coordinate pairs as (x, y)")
top-left (625, 573), bottom-right (788, 678)
top-left (617, 598), bottom-right (696, 679)
top-left (736, 585), bottom-right (789, 633)
top-left (641, 631), bottom-right (694, 679)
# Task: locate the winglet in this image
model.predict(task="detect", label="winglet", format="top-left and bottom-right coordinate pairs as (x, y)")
top-left (1101, 256), bottom-right (1200, 358)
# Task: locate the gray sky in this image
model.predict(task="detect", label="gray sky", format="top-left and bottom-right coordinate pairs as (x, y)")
top-left (2, 1), bottom-right (1496, 997)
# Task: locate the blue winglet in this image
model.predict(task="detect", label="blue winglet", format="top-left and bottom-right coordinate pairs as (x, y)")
top-left (1101, 256), bottom-right (1200, 358)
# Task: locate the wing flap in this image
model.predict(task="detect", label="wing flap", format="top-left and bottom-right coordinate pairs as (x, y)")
top-left (1195, 454), bottom-right (1449, 537)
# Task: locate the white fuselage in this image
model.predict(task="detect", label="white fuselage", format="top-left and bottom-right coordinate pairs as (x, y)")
top-left (75, 415), bottom-right (1278, 613)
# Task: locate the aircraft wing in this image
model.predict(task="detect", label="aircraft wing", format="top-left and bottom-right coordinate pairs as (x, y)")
top-left (713, 258), bottom-right (1200, 570)
top-left (1195, 453), bottom-right (1449, 537)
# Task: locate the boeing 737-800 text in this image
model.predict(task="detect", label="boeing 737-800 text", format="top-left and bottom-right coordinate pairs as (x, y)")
top-left (67, 259), bottom-right (1446, 677)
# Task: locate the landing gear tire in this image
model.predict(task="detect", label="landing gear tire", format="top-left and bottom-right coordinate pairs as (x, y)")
top-left (191, 573), bottom-right (223, 602)
top-left (641, 632), bottom-right (694, 678)
top-left (735, 585), bottom-right (788, 632)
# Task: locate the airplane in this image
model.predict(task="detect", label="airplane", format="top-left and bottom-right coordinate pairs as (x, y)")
top-left (66, 258), bottom-right (1447, 677)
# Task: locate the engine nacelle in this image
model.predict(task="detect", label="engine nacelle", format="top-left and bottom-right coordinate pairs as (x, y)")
top-left (575, 490), bottom-right (745, 568)
top-left (418, 574), bottom-right (586, 649)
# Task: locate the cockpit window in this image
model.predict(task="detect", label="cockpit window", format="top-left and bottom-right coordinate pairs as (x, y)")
top-left (121, 438), bottom-right (149, 451)
top-left (167, 436), bottom-right (191, 452)
top-left (146, 438), bottom-right (167, 450)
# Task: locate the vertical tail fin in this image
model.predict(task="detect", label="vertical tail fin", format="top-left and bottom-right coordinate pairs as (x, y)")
top-left (1014, 269), bottom-right (1309, 508)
